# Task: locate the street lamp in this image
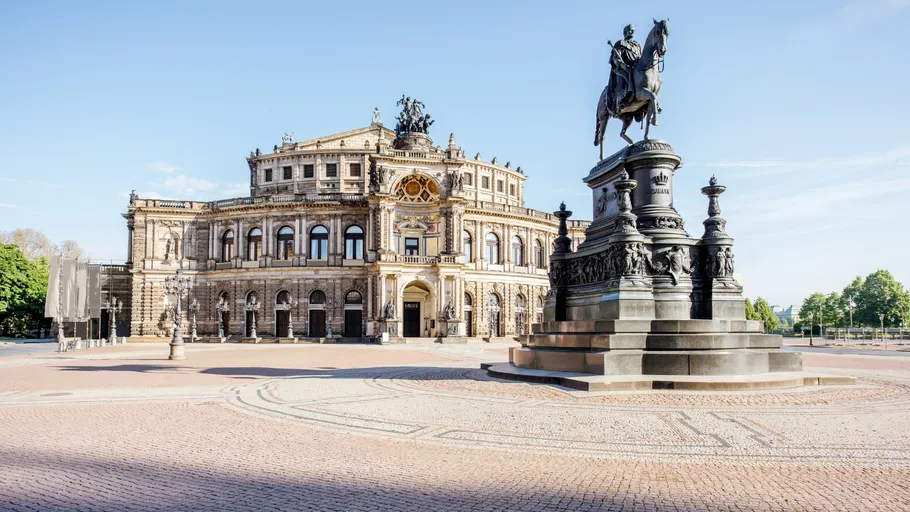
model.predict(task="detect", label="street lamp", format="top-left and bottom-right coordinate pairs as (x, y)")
top-left (164, 269), bottom-right (193, 360)
top-left (216, 296), bottom-right (230, 340)
top-left (287, 296), bottom-right (297, 338)
top-left (325, 298), bottom-right (334, 338)
top-left (880, 313), bottom-right (886, 350)
top-left (189, 298), bottom-right (199, 342)
top-left (245, 296), bottom-right (261, 338)
top-left (847, 299), bottom-right (855, 345)
top-left (104, 296), bottom-right (123, 346)
top-left (808, 312), bottom-right (814, 347)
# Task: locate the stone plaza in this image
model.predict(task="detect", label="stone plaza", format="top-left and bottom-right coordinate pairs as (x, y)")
top-left (0, 342), bottom-right (908, 511)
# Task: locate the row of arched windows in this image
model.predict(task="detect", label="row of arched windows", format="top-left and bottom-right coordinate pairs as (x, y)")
top-left (462, 231), bottom-right (546, 267)
top-left (221, 225), bottom-right (364, 262)
top-left (233, 289), bottom-right (363, 306)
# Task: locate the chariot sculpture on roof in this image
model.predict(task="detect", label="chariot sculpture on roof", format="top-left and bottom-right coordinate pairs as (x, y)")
top-left (395, 95), bottom-right (434, 137)
top-left (594, 19), bottom-right (671, 159)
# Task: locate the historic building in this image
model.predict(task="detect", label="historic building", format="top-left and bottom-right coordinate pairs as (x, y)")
top-left (121, 100), bottom-right (588, 342)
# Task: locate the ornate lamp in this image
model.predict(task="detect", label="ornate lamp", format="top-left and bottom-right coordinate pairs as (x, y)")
top-left (245, 296), bottom-right (261, 338)
top-left (164, 268), bottom-right (193, 360)
top-left (189, 298), bottom-right (200, 341)
top-left (216, 296), bottom-right (230, 339)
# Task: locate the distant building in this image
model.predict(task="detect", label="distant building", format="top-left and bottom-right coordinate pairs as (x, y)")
top-left (771, 305), bottom-right (799, 325)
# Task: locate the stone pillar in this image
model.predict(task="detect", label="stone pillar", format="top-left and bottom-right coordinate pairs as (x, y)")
top-left (695, 175), bottom-right (743, 320)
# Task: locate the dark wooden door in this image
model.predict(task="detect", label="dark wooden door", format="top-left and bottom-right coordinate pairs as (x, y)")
top-left (245, 311), bottom-right (254, 337)
top-left (344, 310), bottom-right (362, 337)
top-left (222, 312), bottom-right (230, 337)
top-left (465, 310), bottom-right (473, 337)
top-left (309, 310), bottom-right (326, 337)
top-left (276, 310), bottom-right (289, 337)
top-left (403, 302), bottom-right (420, 337)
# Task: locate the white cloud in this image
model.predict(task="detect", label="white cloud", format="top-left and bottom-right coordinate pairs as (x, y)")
top-left (701, 147), bottom-right (910, 175)
top-left (0, 203), bottom-right (17, 208)
top-left (146, 162), bottom-right (182, 174)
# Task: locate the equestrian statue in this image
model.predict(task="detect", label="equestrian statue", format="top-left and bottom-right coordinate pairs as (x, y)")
top-left (594, 19), bottom-right (670, 160)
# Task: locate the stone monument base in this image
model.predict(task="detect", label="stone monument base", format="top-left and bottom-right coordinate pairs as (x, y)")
top-left (201, 336), bottom-right (226, 343)
top-left (483, 362), bottom-right (856, 391)
top-left (240, 337), bottom-right (263, 344)
top-left (278, 337), bottom-right (298, 344)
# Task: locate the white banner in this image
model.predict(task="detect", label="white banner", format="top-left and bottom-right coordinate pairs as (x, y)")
top-left (61, 259), bottom-right (76, 320)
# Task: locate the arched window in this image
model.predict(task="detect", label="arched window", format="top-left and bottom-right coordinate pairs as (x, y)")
top-left (276, 226), bottom-right (294, 260)
top-left (344, 225), bottom-right (364, 260)
top-left (511, 236), bottom-right (524, 266)
top-left (533, 239), bottom-right (544, 269)
top-left (485, 232), bottom-right (500, 264)
top-left (345, 290), bottom-right (362, 304)
top-left (462, 231), bottom-right (473, 261)
top-left (537, 296), bottom-right (544, 324)
top-left (221, 230), bottom-right (234, 262)
top-left (309, 290), bottom-right (325, 305)
top-left (309, 225), bottom-right (328, 259)
top-left (247, 228), bottom-right (262, 261)
top-left (515, 294), bottom-right (527, 335)
top-left (246, 291), bottom-right (258, 304)
top-left (464, 293), bottom-right (473, 307)
top-left (276, 290), bottom-right (290, 305)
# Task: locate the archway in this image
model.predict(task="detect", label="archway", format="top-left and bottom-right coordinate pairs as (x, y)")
top-left (275, 290), bottom-right (290, 337)
top-left (308, 290), bottom-right (326, 337)
top-left (464, 293), bottom-right (474, 337)
top-left (487, 292), bottom-right (501, 337)
top-left (343, 290), bottom-right (363, 338)
top-left (401, 280), bottom-right (434, 337)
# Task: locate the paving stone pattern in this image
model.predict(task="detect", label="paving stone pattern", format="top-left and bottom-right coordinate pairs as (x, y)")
top-left (0, 343), bottom-right (908, 511)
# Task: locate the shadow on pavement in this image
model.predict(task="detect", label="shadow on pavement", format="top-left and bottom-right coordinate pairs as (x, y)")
top-left (55, 364), bottom-right (482, 380)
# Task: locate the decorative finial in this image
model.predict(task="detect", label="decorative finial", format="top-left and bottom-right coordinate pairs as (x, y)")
top-left (474, 152), bottom-right (481, 160)
top-left (709, 174), bottom-right (717, 186)
top-left (448, 133), bottom-right (455, 148)
top-left (505, 161), bottom-right (511, 169)
top-left (559, 201), bottom-right (566, 211)
top-left (492, 157), bottom-right (498, 165)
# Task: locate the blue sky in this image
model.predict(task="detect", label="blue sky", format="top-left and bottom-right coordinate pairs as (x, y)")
top-left (2, 0), bottom-right (909, 307)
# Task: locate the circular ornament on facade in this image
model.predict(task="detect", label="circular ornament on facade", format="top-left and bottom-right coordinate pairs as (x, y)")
top-left (395, 175), bottom-right (439, 203)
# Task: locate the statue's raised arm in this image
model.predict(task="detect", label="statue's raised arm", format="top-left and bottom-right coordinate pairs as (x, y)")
top-left (594, 18), bottom-right (670, 159)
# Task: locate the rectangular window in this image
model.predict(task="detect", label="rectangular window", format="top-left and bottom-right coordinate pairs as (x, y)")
top-left (497, 180), bottom-right (504, 193)
top-left (264, 169), bottom-right (273, 182)
top-left (509, 184), bottom-right (516, 196)
top-left (282, 166), bottom-right (292, 180)
top-left (303, 164), bottom-right (314, 178)
top-left (464, 174), bottom-right (472, 186)
top-left (349, 163), bottom-right (361, 177)
top-left (404, 237), bottom-right (419, 256)
top-left (325, 163), bottom-right (337, 178)
top-left (481, 176), bottom-right (490, 189)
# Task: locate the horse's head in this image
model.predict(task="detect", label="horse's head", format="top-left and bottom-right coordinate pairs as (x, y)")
top-left (650, 18), bottom-right (670, 57)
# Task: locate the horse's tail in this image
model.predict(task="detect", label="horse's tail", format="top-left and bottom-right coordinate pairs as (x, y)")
top-left (594, 87), bottom-right (609, 146)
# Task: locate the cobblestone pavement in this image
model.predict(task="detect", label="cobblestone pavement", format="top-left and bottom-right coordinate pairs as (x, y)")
top-left (0, 343), bottom-right (908, 511)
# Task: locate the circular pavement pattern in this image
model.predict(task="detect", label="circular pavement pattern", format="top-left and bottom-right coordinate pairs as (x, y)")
top-left (223, 363), bottom-right (910, 466)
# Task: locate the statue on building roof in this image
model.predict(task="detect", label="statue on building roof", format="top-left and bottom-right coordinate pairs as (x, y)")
top-left (282, 132), bottom-right (295, 145)
top-left (594, 19), bottom-right (671, 157)
top-left (129, 190), bottom-right (138, 205)
top-left (395, 95), bottom-right (434, 137)
top-left (372, 107), bottom-right (382, 125)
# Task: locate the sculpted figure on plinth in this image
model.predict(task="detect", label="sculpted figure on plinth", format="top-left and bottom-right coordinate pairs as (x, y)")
top-left (594, 19), bottom-right (671, 157)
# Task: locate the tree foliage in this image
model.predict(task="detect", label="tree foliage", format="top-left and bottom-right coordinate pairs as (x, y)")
top-left (753, 297), bottom-right (779, 331)
top-left (744, 298), bottom-right (760, 321)
top-left (799, 270), bottom-right (910, 329)
top-left (0, 229), bottom-right (86, 261)
top-left (0, 244), bottom-right (49, 336)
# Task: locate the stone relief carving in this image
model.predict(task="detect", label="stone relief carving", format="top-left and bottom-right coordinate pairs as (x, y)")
top-left (637, 216), bottom-right (684, 230)
top-left (664, 245), bottom-right (692, 285)
top-left (704, 246), bottom-right (735, 278)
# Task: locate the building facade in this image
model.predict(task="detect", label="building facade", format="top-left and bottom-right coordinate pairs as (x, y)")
top-left (122, 113), bottom-right (588, 342)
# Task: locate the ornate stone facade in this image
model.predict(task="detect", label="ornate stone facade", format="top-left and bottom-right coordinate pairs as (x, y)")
top-left (122, 121), bottom-right (588, 341)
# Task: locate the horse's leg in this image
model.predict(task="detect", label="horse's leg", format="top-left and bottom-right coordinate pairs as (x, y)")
top-left (620, 117), bottom-right (634, 145)
top-left (644, 111), bottom-right (651, 140)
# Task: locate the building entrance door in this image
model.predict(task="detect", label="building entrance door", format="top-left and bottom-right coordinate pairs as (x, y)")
top-left (245, 311), bottom-right (254, 337)
top-left (309, 310), bottom-right (326, 337)
top-left (465, 310), bottom-right (473, 337)
top-left (275, 310), bottom-right (289, 337)
top-left (344, 310), bottom-right (362, 337)
top-left (403, 302), bottom-right (421, 337)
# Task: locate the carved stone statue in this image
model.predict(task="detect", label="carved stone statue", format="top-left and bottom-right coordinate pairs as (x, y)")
top-left (372, 107), bottom-right (382, 125)
top-left (714, 246), bottom-right (727, 277)
top-left (724, 247), bottom-right (734, 276)
top-left (164, 236), bottom-right (172, 260)
top-left (594, 19), bottom-right (671, 156)
top-left (384, 300), bottom-right (396, 320)
top-left (444, 300), bottom-right (457, 321)
top-left (129, 190), bottom-right (138, 205)
top-left (282, 132), bottom-right (294, 144)
top-left (395, 95), bottom-right (434, 137)
top-left (665, 245), bottom-right (690, 285)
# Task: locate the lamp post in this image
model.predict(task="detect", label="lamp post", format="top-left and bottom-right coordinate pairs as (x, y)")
top-left (424, 314), bottom-right (430, 337)
top-left (216, 296), bottom-right (230, 340)
top-left (847, 299), bottom-right (855, 345)
top-left (104, 296), bottom-right (122, 346)
top-left (164, 269), bottom-right (193, 360)
top-left (189, 298), bottom-right (199, 342)
top-left (808, 312), bottom-right (814, 347)
top-left (246, 296), bottom-right (261, 338)
top-left (287, 297), bottom-right (297, 338)
top-left (880, 313), bottom-right (886, 350)
top-left (325, 298), bottom-right (334, 338)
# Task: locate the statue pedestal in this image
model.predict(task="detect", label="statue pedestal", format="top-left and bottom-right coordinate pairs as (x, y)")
top-left (241, 337), bottom-right (263, 344)
top-left (278, 337), bottom-right (298, 344)
top-left (383, 320), bottom-right (400, 338)
top-left (486, 140), bottom-right (840, 391)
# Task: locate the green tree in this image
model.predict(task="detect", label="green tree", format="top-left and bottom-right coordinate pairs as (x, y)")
top-left (799, 292), bottom-right (827, 335)
top-left (753, 297), bottom-right (779, 331)
top-left (0, 244), bottom-right (49, 337)
top-left (744, 298), bottom-right (760, 321)
top-left (822, 291), bottom-right (845, 328)
top-left (854, 270), bottom-right (910, 328)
